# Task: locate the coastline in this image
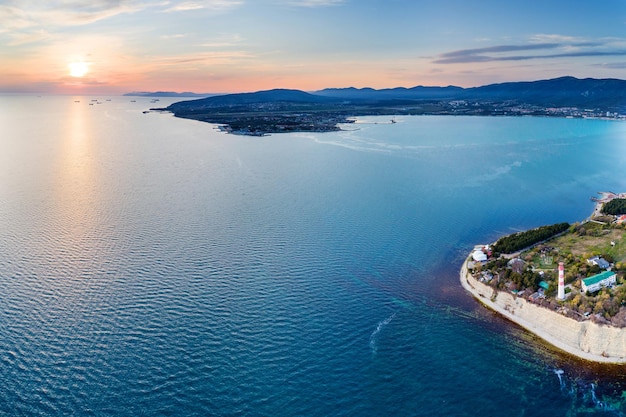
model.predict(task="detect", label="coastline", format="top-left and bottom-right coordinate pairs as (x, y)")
top-left (460, 255), bottom-right (626, 363)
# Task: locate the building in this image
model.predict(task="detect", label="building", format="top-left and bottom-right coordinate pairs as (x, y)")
top-left (557, 262), bottom-right (565, 300)
top-left (472, 250), bottom-right (487, 262)
top-left (507, 258), bottom-right (525, 274)
top-left (581, 271), bottom-right (617, 293)
top-left (587, 256), bottom-right (610, 270)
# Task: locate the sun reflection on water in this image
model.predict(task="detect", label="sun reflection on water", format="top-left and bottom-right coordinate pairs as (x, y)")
top-left (51, 99), bottom-right (101, 276)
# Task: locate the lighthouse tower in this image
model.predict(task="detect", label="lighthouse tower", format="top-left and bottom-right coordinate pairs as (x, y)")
top-left (557, 262), bottom-right (565, 300)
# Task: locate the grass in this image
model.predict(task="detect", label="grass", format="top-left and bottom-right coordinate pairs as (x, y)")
top-left (547, 226), bottom-right (626, 262)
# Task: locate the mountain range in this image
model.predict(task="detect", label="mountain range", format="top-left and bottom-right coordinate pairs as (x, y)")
top-left (164, 76), bottom-right (626, 112)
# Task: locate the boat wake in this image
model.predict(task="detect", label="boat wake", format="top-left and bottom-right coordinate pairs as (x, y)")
top-left (369, 313), bottom-right (396, 355)
top-left (553, 368), bottom-right (566, 391)
top-left (552, 369), bottom-right (624, 416)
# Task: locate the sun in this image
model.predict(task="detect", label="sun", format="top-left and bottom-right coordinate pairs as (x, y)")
top-left (69, 61), bottom-right (89, 77)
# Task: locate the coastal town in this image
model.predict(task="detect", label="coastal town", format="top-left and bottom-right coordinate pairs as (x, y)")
top-left (462, 192), bottom-right (626, 362)
top-left (164, 99), bottom-right (626, 136)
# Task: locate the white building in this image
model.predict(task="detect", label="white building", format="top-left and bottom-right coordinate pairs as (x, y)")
top-left (472, 250), bottom-right (487, 262)
top-left (581, 271), bottom-right (616, 293)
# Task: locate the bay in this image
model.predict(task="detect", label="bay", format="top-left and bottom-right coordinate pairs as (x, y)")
top-left (1, 95), bottom-right (626, 416)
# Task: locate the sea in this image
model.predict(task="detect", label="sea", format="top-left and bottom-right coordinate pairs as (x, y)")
top-left (2, 95), bottom-right (626, 416)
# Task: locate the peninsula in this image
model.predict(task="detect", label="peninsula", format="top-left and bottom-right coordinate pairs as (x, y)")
top-left (157, 76), bottom-right (626, 136)
top-left (461, 192), bottom-right (626, 363)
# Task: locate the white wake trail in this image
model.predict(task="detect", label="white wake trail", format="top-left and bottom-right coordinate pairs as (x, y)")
top-left (369, 313), bottom-right (396, 355)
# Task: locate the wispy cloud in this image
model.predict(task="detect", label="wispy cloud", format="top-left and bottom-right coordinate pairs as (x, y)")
top-left (593, 62), bottom-right (626, 69)
top-left (434, 37), bottom-right (626, 64)
top-left (160, 33), bottom-right (188, 39)
top-left (435, 44), bottom-right (563, 63)
top-left (163, 0), bottom-right (243, 12)
top-left (0, 0), bottom-right (242, 45)
top-left (6, 29), bottom-right (52, 45)
top-left (200, 33), bottom-right (244, 48)
top-left (0, 0), bottom-right (148, 37)
top-left (282, 0), bottom-right (344, 7)
top-left (0, 4), bottom-right (31, 30)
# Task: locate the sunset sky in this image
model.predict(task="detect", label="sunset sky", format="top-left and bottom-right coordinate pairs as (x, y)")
top-left (1, 0), bottom-right (626, 95)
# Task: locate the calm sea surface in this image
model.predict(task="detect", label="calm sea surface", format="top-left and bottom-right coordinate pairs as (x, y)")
top-left (2, 96), bottom-right (626, 416)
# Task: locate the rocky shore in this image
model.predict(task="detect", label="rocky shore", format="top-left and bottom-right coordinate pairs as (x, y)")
top-left (461, 255), bottom-right (626, 363)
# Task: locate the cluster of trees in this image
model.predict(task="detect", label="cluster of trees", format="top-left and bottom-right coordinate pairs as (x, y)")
top-left (601, 198), bottom-right (626, 215)
top-left (498, 268), bottom-right (543, 292)
top-left (473, 218), bottom-right (626, 324)
top-left (563, 283), bottom-right (626, 326)
top-left (492, 222), bottom-right (570, 254)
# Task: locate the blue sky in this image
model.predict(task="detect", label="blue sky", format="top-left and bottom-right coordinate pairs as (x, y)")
top-left (1, 0), bottom-right (625, 94)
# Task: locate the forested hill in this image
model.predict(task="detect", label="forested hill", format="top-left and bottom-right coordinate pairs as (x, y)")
top-left (163, 76), bottom-right (626, 114)
top-left (463, 77), bottom-right (626, 108)
top-left (315, 76), bottom-right (626, 110)
top-left (167, 89), bottom-right (339, 113)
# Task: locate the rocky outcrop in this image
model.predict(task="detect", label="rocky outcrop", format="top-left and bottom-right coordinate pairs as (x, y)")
top-left (461, 258), bottom-right (626, 363)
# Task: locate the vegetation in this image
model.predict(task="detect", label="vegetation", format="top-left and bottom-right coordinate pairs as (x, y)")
top-left (602, 198), bottom-right (626, 215)
top-left (469, 215), bottom-right (626, 326)
top-left (492, 222), bottom-right (570, 254)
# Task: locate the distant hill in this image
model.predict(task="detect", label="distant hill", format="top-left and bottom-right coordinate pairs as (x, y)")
top-left (315, 85), bottom-right (464, 101)
top-left (463, 76), bottom-right (626, 108)
top-left (166, 88), bottom-right (339, 113)
top-left (315, 76), bottom-right (626, 110)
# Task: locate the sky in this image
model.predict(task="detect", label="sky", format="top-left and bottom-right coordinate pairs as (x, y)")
top-left (1, 0), bottom-right (626, 95)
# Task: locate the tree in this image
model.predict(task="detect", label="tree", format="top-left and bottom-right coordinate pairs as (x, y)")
top-left (570, 294), bottom-right (582, 308)
top-left (493, 222), bottom-right (570, 254)
top-left (601, 198), bottom-right (626, 215)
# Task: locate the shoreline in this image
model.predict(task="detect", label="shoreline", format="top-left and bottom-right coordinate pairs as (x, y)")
top-left (460, 255), bottom-right (626, 364)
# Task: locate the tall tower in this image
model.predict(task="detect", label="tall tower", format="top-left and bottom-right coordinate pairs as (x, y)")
top-left (557, 262), bottom-right (565, 300)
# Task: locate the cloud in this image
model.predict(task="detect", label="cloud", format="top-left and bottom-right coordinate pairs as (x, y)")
top-left (0, 0), bottom-right (148, 36)
top-left (0, 0), bottom-right (242, 38)
top-left (435, 43), bottom-right (563, 63)
top-left (434, 38), bottom-right (626, 64)
top-left (51, 0), bottom-right (142, 24)
top-left (282, 0), bottom-right (344, 7)
top-left (0, 4), bottom-right (38, 33)
top-left (593, 62), bottom-right (626, 69)
top-left (161, 50), bottom-right (254, 65)
top-left (160, 33), bottom-right (188, 39)
top-left (200, 33), bottom-right (244, 48)
top-left (163, 0), bottom-right (243, 12)
top-left (11, 31), bottom-right (52, 45)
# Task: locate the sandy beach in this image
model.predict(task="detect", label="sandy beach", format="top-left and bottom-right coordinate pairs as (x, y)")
top-left (460, 256), bottom-right (626, 364)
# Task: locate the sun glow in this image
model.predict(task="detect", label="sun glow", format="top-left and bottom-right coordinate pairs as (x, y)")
top-left (69, 61), bottom-right (89, 77)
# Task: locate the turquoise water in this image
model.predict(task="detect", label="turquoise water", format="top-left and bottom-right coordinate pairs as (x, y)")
top-left (2, 96), bottom-right (626, 416)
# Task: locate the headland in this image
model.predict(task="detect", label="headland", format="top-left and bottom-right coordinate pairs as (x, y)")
top-left (461, 192), bottom-right (626, 363)
top-left (157, 76), bottom-right (626, 136)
